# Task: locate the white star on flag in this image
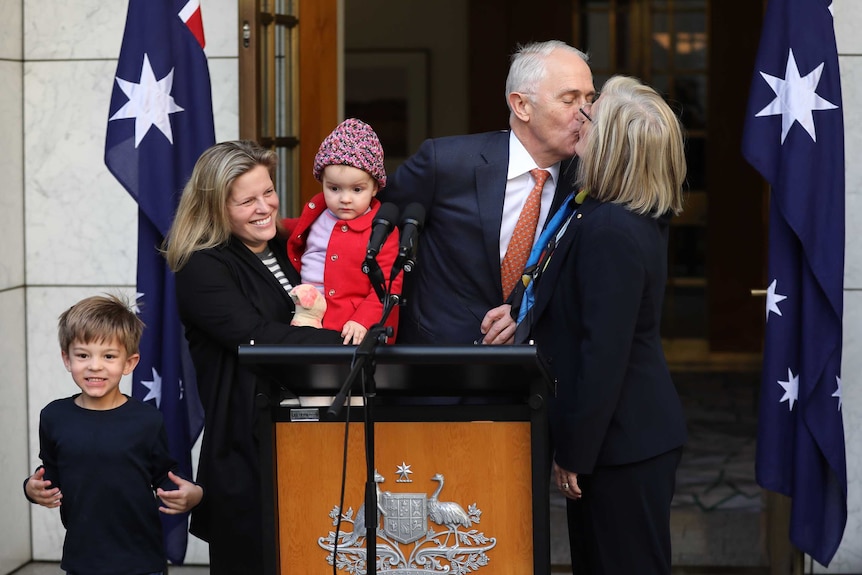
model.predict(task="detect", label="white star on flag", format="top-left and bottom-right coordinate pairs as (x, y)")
top-left (132, 292), bottom-right (144, 315)
top-left (109, 53), bottom-right (185, 147)
top-left (755, 48), bottom-right (838, 144)
top-left (777, 368), bottom-right (799, 411)
top-left (141, 367), bottom-right (163, 408)
top-left (765, 279), bottom-right (787, 321)
top-left (833, 375), bottom-right (842, 411)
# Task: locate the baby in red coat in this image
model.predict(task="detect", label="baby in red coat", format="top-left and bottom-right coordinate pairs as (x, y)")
top-left (283, 119), bottom-right (401, 344)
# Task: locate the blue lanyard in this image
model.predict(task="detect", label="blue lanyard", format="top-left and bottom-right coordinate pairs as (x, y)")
top-left (516, 193), bottom-right (579, 323)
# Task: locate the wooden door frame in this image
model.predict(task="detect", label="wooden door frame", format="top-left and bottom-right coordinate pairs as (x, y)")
top-left (238, 0), bottom-right (338, 211)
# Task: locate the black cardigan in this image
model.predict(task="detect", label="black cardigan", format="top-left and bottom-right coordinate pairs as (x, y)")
top-left (175, 235), bottom-right (341, 573)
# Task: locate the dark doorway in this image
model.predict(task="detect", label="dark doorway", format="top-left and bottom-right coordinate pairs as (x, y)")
top-left (468, 0), bottom-right (768, 359)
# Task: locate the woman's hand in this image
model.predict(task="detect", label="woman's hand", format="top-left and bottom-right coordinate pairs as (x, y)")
top-left (553, 461), bottom-right (582, 500)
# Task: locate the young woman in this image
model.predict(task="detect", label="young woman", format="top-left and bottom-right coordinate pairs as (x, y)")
top-left (164, 141), bottom-right (342, 574)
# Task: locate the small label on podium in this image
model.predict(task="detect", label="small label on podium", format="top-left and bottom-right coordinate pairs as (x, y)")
top-left (289, 408), bottom-right (320, 422)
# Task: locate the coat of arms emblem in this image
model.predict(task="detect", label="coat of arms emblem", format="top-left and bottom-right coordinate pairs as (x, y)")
top-left (318, 469), bottom-right (497, 574)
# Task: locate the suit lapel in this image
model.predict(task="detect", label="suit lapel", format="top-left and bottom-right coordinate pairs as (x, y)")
top-left (471, 134), bottom-right (581, 303)
top-left (529, 197), bottom-right (600, 322)
top-left (475, 131), bottom-right (510, 297)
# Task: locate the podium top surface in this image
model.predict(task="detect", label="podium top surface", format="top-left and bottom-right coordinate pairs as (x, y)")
top-left (238, 344), bottom-right (541, 365)
top-left (238, 344), bottom-right (549, 396)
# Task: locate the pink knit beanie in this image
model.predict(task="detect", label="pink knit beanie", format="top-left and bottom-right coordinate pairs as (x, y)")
top-left (313, 118), bottom-right (387, 188)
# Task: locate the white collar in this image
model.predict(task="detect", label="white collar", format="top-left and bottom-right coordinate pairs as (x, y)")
top-left (507, 130), bottom-right (561, 182)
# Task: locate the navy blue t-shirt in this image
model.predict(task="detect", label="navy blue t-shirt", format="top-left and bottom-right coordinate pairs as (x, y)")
top-left (38, 395), bottom-right (176, 575)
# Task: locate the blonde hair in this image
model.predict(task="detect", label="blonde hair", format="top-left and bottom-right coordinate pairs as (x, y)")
top-left (577, 75), bottom-right (686, 217)
top-left (164, 140), bottom-right (279, 271)
top-left (58, 294), bottom-right (144, 355)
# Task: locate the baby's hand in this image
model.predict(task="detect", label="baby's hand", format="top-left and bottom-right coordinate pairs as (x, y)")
top-left (341, 321), bottom-right (367, 345)
top-left (25, 467), bottom-right (62, 508)
top-left (157, 471), bottom-right (203, 515)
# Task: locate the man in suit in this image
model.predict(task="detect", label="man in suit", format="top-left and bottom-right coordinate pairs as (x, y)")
top-left (382, 40), bottom-right (595, 345)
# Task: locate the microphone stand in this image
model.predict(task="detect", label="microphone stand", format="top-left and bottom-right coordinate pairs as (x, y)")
top-left (328, 212), bottom-right (419, 574)
top-left (327, 291), bottom-right (399, 575)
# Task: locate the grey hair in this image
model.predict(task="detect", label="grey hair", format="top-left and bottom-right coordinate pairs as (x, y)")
top-left (505, 40), bottom-right (589, 112)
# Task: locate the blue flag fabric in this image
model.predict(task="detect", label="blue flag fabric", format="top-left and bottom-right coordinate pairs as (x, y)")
top-left (742, 0), bottom-right (846, 566)
top-left (105, 0), bottom-right (212, 564)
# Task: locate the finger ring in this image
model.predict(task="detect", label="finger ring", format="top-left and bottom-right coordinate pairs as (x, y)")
top-left (562, 482), bottom-right (569, 490)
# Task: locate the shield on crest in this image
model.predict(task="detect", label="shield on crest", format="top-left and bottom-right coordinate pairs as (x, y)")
top-left (380, 492), bottom-right (427, 544)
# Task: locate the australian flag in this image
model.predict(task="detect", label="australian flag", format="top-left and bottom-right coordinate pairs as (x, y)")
top-left (104, 0), bottom-right (213, 564)
top-left (742, 0), bottom-right (846, 566)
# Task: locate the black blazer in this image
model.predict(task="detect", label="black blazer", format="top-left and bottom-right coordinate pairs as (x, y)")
top-left (529, 197), bottom-right (687, 473)
top-left (382, 131), bottom-right (577, 344)
top-left (175, 236), bottom-right (341, 566)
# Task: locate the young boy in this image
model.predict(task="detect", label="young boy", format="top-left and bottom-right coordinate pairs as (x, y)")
top-left (23, 294), bottom-right (202, 575)
top-left (284, 118), bottom-right (402, 343)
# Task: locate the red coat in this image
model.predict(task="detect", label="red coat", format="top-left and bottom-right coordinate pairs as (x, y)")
top-left (283, 194), bottom-right (402, 340)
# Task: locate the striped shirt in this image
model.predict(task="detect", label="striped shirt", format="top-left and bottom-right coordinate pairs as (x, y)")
top-left (256, 247), bottom-right (293, 292)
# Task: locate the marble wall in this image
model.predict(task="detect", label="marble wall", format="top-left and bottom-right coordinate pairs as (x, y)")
top-left (0, 0), bottom-right (29, 573)
top-left (822, 1), bottom-right (862, 571)
top-left (0, 0), bottom-right (238, 569)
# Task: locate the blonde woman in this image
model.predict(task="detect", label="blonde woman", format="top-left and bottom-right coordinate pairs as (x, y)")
top-left (526, 76), bottom-right (688, 574)
top-left (165, 140), bottom-right (341, 574)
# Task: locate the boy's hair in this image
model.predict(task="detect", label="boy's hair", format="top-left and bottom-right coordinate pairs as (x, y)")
top-left (58, 294), bottom-right (144, 355)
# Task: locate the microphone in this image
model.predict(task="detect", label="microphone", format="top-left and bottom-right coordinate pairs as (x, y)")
top-left (362, 202), bottom-right (399, 303)
top-left (390, 203), bottom-right (425, 281)
top-left (366, 203), bottom-right (399, 258)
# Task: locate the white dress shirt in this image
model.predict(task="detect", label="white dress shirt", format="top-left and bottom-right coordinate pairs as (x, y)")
top-left (499, 131), bottom-right (560, 262)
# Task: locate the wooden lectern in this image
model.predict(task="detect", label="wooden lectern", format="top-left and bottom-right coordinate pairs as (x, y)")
top-left (239, 344), bottom-right (553, 575)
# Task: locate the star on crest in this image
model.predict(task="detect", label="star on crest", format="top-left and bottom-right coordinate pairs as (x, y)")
top-left (395, 462), bottom-right (413, 483)
top-left (777, 368), bottom-right (799, 411)
top-left (109, 53), bottom-right (185, 147)
top-left (755, 48), bottom-right (838, 144)
top-left (833, 375), bottom-right (842, 411)
top-left (141, 367), bottom-right (163, 408)
top-left (766, 279), bottom-right (787, 321)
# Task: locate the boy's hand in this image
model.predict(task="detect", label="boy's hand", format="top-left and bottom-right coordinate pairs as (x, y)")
top-left (341, 321), bottom-right (367, 345)
top-left (157, 471), bottom-right (203, 515)
top-left (25, 467), bottom-right (62, 508)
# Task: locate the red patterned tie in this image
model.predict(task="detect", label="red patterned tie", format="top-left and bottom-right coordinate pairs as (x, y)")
top-left (501, 169), bottom-right (550, 299)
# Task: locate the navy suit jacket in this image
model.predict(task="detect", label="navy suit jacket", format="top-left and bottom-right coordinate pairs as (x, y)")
top-left (528, 197), bottom-right (687, 473)
top-left (382, 130), bottom-right (578, 344)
